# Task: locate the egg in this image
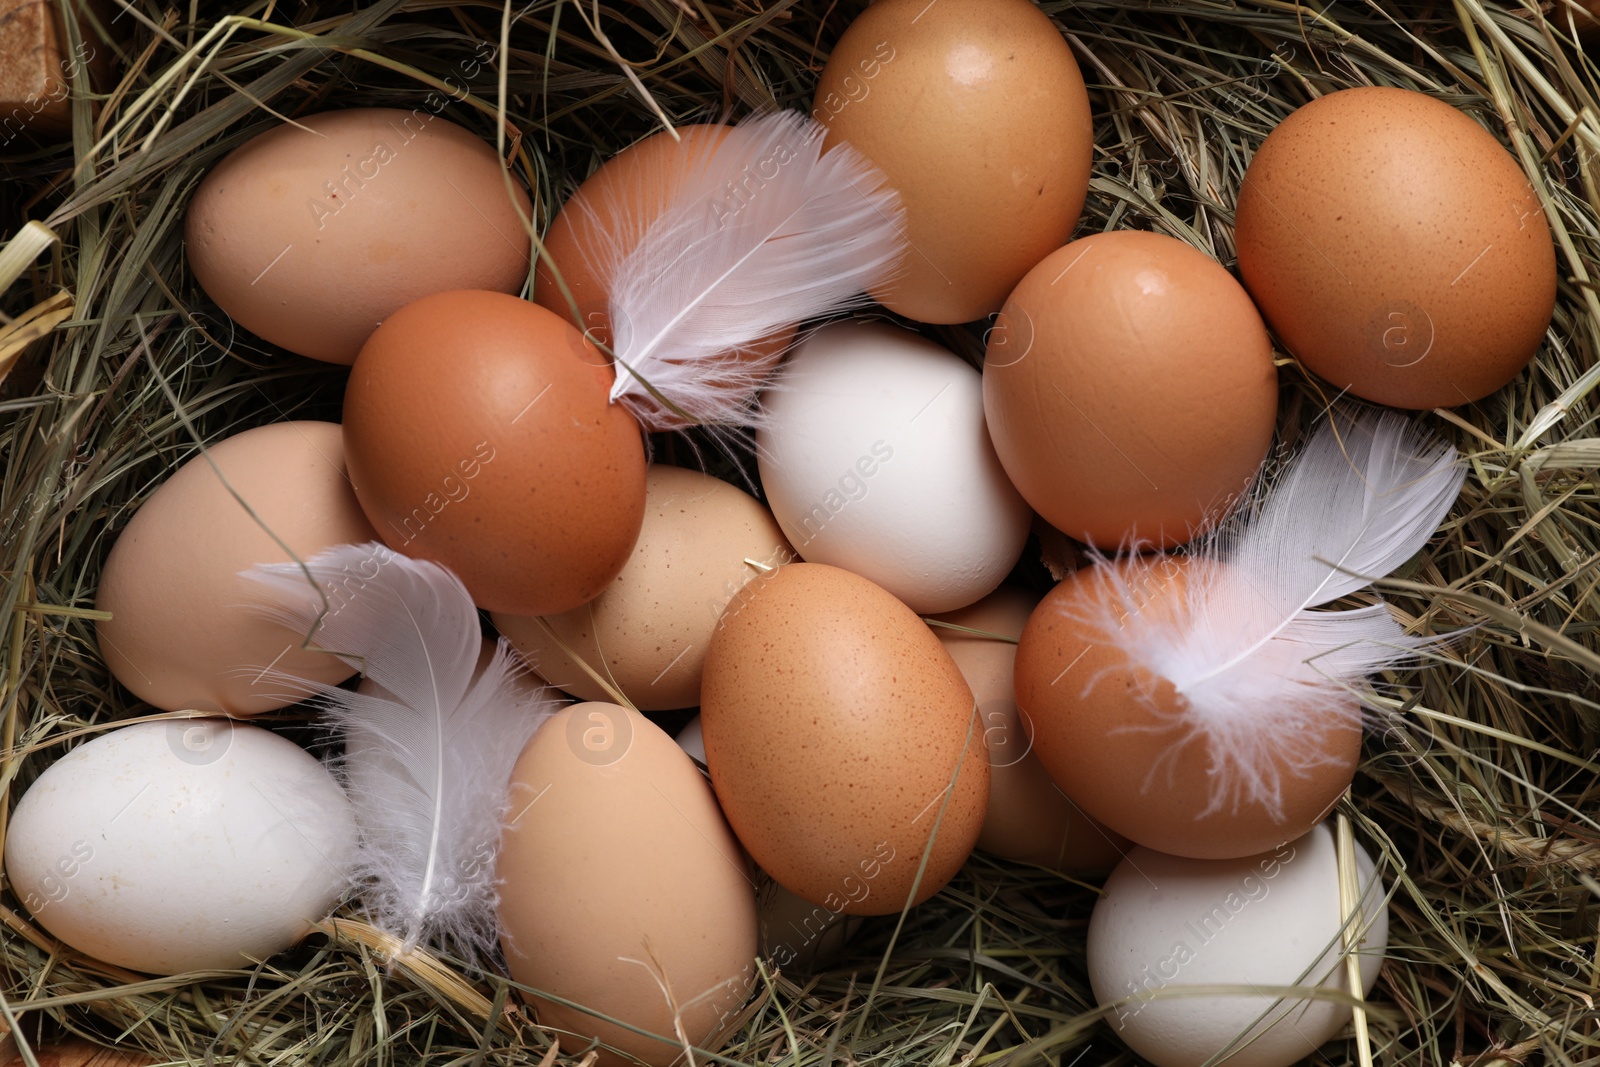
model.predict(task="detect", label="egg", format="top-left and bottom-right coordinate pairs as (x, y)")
top-left (186, 108), bottom-right (531, 365)
top-left (815, 0), bottom-right (1093, 323)
top-left (493, 464), bottom-right (794, 710)
top-left (4, 719), bottom-right (356, 974)
top-left (675, 714), bottom-right (706, 766)
top-left (982, 230), bottom-right (1278, 550)
top-left (932, 587), bottom-right (1130, 875)
top-left (757, 320), bottom-right (1031, 613)
top-left (701, 562), bottom-right (987, 913)
top-left (758, 877), bottom-right (863, 972)
top-left (533, 123), bottom-right (792, 428)
top-left (1235, 86), bottom-right (1556, 408)
top-left (95, 421), bottom-right (377, 715)
top-left (1014, 557), bottom-right (1361, 859)
top-left (497, 703), bottom-right (757, 1067)
top-left (1088, 823), bottom-right (1387, 1067)
top-left (342, 289), bottom-right (647, 616)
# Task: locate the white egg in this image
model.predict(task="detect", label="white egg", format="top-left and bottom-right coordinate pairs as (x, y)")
top-left (4, 719), bottom-right (356, 974)
top-left (756, 320), bottom-right (1032, 614)
top-left (675, 714), bottom-right (707, 765)
top-left (1087, 823), bottom-right (1388, 1067)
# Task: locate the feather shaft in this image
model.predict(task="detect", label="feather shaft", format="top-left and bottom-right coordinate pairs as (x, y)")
top-left (593, 109), bottom-right (906, 430)
top-left (244, 542), bottom-right (556, 964)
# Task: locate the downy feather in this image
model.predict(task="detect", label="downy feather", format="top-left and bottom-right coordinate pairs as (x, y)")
top-left (1074, 411), bottom-right (1464, 818)
top-left (244, 542), bottom-right (556, 965)
top-left (590, 110), bottom-right (906, 430)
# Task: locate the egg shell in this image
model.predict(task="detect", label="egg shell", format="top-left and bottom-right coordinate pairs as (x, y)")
top-left (932, 586), bottom-right (1130, 875)
top-left (1234, 86), bottom-right (1556, 408)
top-left (533, 123), bottom-right (792, 428)
top-left (1014, 557), bottom-right (1360, 859)
top-left (95, 421), bottom-right (376, 715)
top-left (1088, 823), bottom-right (1387, 1067)
top-left (675, 714), bottom-right (706, 765)
top-left (815, 0), bottom-right (1093, 323)
top-left (982, 230), bottom-right (1278, 550)
top-left (758, 877), bottom-right (863, 973)
top-left (342, 290), bottom-right (647, 616)
top-left (3, 719), bottom-right (356, 975)
top-left (756, 320), bottom-right (1031, 614)
top-left (493, 464), bottom-right (794, 710)
top-left (185, 108), bottom-right (531, 365)
top-left (498, 703), bottom-right (757, 1067)
top-left (700, 562), bottom-right (987, 914)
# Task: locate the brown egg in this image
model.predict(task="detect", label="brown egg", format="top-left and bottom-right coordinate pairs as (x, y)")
top-left (493, 464), bottom-right (794, 710)
top-left (932, 587), bottom-right (1130, 875)
top-left (186, 108), bottom-right (531, 365)
top-left (1014, 557), bottom-right (1360, 860)
top-left (1235, 86), bottom-right (1557, 408)
top-left (95, 422), bottom-right (376, 714)
top-left (534, 124), bottom-right (791, 427)
top-left (700, 563), bottom-right (987, 914)
top-left (498, 703), bottom-right (757, 1067)
top-left (342, 290), bottom-right (646, 616)
top-left (983, 230), bottom-right (1278, 549)
top-left (815, 0), bottom-right (1093, 324)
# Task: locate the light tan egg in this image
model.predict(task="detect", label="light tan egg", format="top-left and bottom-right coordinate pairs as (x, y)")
top-left (494, 465), bottom-right (794, 710)
top-left (186, 108), bottom-right (531, 364)
top-left (700, 563), bottom-right (987, 914)
top-left (95, 421), bottom-right (377, 715)
top-left (932, 587), bottom-right (1130, 875)
top-left (498, 703), bottom-right (757, 1067)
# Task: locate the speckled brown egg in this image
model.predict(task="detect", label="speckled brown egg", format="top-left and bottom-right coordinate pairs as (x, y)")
top-left (493, 464), bottom-right (793, 710)
top-left (342, 290), bottom-right (646, 616)
top-left (1235, 86), bottom-right (1556, 408)
top-left (700, 563), bottom-right (987, 914)
top-left (95, 422), bottom-right (376, 715)
top-left (534, 124), bottom-right (792, 427)
top-left (932, 587), bottom-right (1130, 876)
top-left (815, 0), bottom-right (1093, 324)
top-left (1014, 557), bottom-right (1360, 860)
top-left (186, 108), bottom-right (531, 364)
top-left (498, 703), bottom-right (757, 1066)
top-left (983, 230), bottom-right (1278, 549)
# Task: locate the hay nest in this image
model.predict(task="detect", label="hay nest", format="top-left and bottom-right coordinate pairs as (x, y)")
top-left (2, 0), bottom-right (1598, 1064)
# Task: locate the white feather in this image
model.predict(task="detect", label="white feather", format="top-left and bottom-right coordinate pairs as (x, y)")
top-left (1079, 411), bottom-right (1464, 818)
top-left (590, 110), bottom-right (906, 430)
top-left (244, 542), bottom-right (556, 964)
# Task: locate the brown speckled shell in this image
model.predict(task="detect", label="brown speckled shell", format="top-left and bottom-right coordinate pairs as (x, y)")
top-left (982, 230), bottom-right (1278, 549)
top-left (1235, 86), bottom-right (1556, 409)
top-left (1015, 558), bottom-right (1360, 860)
top-left (815, 0), bottom-right (1093, 324)
top-left (701, 563), bottom-right (987, 914)
top-left (343, 290), bottom-right (646, 616)
top-left (494, 464), bottom-right (794, 710)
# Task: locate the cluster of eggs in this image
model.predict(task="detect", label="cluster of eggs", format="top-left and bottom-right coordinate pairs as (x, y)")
top-left (3, 1), bottom-right (1557, 1066)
